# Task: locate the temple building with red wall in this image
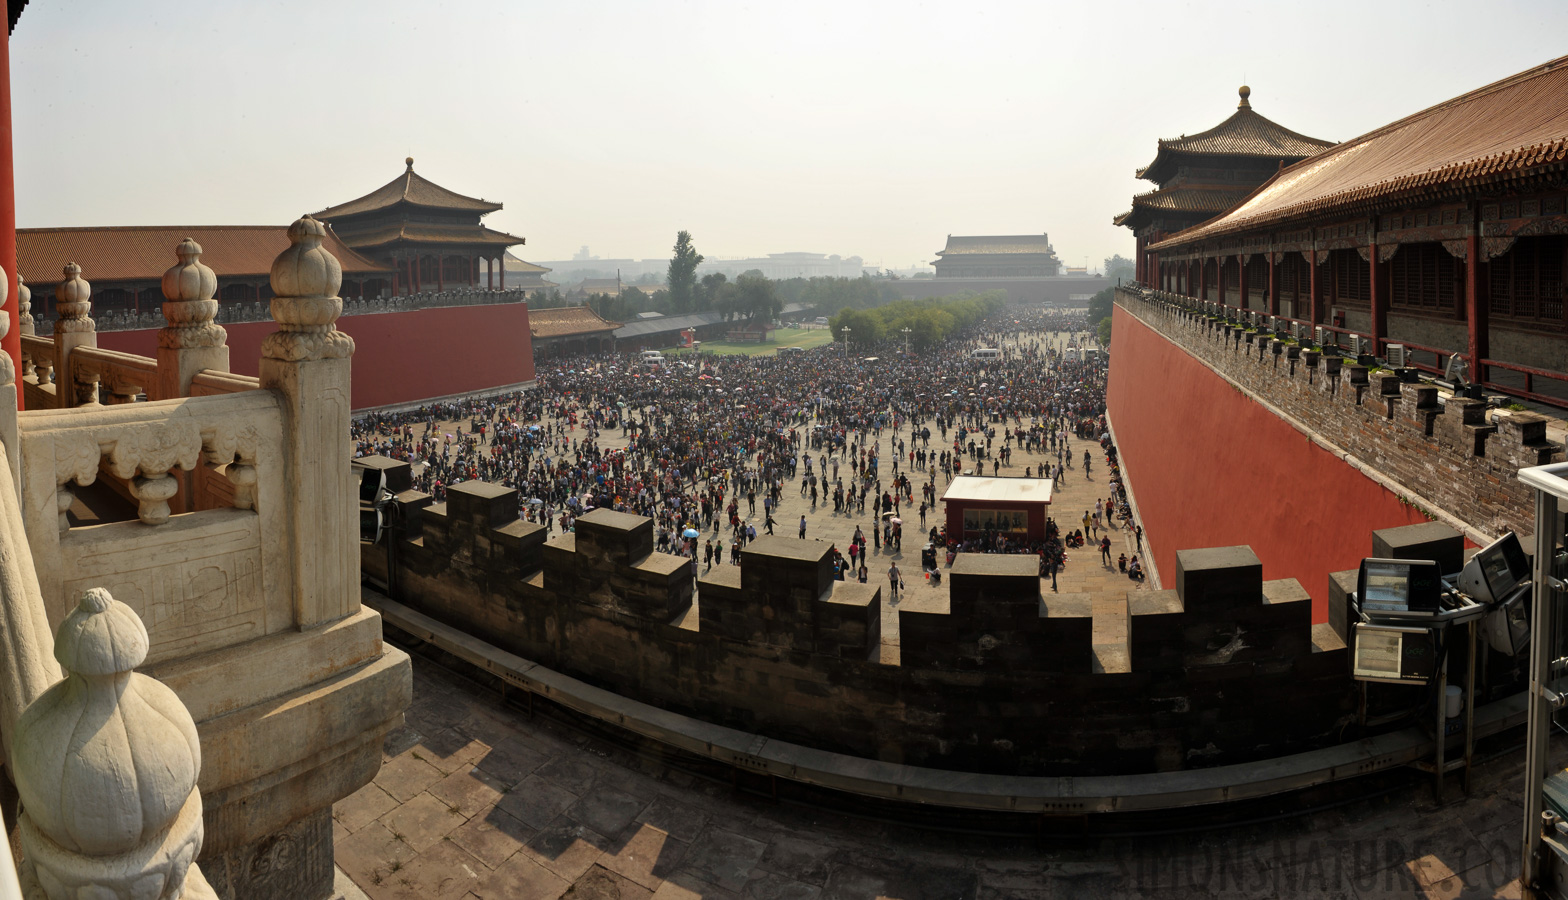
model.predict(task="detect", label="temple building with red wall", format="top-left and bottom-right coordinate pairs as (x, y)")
top-left (314, 158), bottom-right (535, 297)
top-left (1137, 59), bottom-right (1568, 404)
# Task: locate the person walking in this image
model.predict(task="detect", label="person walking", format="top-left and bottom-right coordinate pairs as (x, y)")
top-left (799, 514), bottom-right (808, 539)
top-left (765, 513), bottom-right (775, 536)
top-left (888, 561), bottom-right (902, 603)
top-left (1100, 535), bottom-right (1113, 566)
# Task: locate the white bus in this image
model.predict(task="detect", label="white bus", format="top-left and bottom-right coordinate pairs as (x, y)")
top-left (970, 348), bottom-right (1002, 360)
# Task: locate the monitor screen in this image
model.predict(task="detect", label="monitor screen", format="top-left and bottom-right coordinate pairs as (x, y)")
top-left (1362, 562), bottom-right (1410, 611)
top-left (1357, 558), bottom-right (1442, 615)
top-left (358, 466), bottom-right (383, 505)
top-left (1351, 623), bottom-right (1437, 684)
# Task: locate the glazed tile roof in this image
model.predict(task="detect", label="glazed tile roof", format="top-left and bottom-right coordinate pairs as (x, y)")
top-left (17, 224), bottom-right (391, 285)
top-left (1153, 56), bottom-right (1568, 251)
top-left (502, 252), bottom-right (551, 274)
top-left (333, 221), bottom-right (527, 250)
top-left (612, 311), bottom-right (724, 339)
top-left (1134, 185), bottom-right (1252, 213)
top-left (1137, 88), bottom-right (1335, 183)
top-left (936, 234), bottom-right (1057, 256)
top-left (529, 306), bottom-right (622, 338)
top-left (315, 159), bottom-right (503, 219)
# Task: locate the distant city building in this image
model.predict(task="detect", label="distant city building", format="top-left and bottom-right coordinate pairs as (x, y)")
top-left (931, 234), bottom-right (1062, 279)
top-left (1115, 87), bottom-right (1335, 284)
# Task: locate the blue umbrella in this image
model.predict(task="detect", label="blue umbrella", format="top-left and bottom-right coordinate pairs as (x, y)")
top-left (683, 528), bottom-right (701, 539)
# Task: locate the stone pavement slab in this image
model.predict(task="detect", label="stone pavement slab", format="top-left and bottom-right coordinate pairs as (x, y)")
top-left (338, 635), bottom-right (1541, 900)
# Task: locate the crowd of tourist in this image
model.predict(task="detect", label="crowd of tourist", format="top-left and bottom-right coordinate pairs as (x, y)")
top-left (351, 305), bottom-right (1144, 587)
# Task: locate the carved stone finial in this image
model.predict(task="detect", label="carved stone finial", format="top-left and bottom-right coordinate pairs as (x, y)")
top-left (54, 262), bottom-right (94, 334)
top-left (13, 588), bottom-right (216, 899)
top-left (262, 216), bottom-right (354, 362)
top-left (18, 272), bottom-right (33, 336)
top-left (159, 237), bottom-right (226, 350)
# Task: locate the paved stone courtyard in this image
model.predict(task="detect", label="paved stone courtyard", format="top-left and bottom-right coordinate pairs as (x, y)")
top-left (336, 655), bottom-right (1537, 899)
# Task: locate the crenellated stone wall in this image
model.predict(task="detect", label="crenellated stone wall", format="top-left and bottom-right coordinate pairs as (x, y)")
top-left (1116, 287), bottom-right (1559, 540)
top-left (356, 457), bottom-right (1489, 778)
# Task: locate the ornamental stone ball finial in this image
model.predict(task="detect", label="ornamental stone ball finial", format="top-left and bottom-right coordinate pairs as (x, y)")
top-left (13, 587), bottom-right (215, 898)
top-left (1238, 84), bottom-right (1252, 108)
top-left (406, 156), bottom-right (414, 169)
top-left (54, 261), bottom-right (94, 333)
top-left (18, 271), bottom-right (32, 335)
top-left (159, 237), bottom-right (225, 350)
top-left (262, 214), bottom-right (354, 361)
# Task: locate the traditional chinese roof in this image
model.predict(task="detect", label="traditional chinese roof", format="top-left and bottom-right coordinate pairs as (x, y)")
top-left (9, 0), bottom-right (27, 34)
top-left (1113, 185), bottom-right (1254, 229)
top-left (1153, 56), bottom-right (1568, 251)
top-left (1137, 87), bottom-right (1335, 185)
top-left (17, 224), bottom-right (390, 285)
top-left (935, 234), bottom-right (1058, 256)
top-left (330, 220), bottom-right (526, 250)
top-left (529, 306), bottom-right (622, 339)
top-left (502, 252), bottom-right (551, 275)
top-left (315, 158), bottom-right (503, 219)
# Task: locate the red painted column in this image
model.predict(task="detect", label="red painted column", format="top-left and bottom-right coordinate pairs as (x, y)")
top-left (1268, 253), bottom-right (1279, 317)
top-left (1309, 250), bottom-right (1322, 326)
top-left (1466, 225), bottom-right (1488, 379)
top-left (437, 255), bottom-right (444, 292)
top-left (1237, 255), bottom-right (1249, 313)
top-left (1199, 257), bottom-right (1208, 302)
top-left (498, 256), bottom-right (505, 290)
top-left (1369, 241), bottom-right (1386, 355)
top-left (0, 24), bottom-right (18, 396)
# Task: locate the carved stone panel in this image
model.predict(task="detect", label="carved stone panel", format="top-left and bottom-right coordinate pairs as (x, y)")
top-left (60, 510), bottom-right (268, 664)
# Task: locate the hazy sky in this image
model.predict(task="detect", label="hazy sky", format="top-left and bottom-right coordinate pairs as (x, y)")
top-left (11, 1), bottom-right (1568, 272)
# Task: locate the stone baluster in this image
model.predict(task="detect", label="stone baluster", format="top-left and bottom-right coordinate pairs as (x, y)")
top-left (0, 262), bottom-right (15, 496)
top-left (158, 237), bottom-right (229, 399)
top-left (53, 262), bottom-right (97, 408)
top-left (261, 216), bottom-right (358, 627)
top-left (13, 588), bottom-right (217, 899)
top-left (17, 271), bottom-right (31, 337)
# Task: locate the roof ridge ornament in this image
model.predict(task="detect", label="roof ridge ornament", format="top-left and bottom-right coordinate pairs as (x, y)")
top-left (1238, 85), bottom-right (1251, 109)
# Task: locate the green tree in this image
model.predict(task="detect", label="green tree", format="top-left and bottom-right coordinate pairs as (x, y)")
top-left (830, 307), bottom-right (885, 349)
top-left (734, 273), bottom-right (781, 323)
top-left (667, 231), bottom-right (704, 312)
top-left (1104, 254), bottom-right (1135, 283)
top-left (1087, 285), bottom-right (1114, 324)
top-left (1098, 316), bottom-right (1113, 347)
top-left (698, 271), bottom-right (728, 311)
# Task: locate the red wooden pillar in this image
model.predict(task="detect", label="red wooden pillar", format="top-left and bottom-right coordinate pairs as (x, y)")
top-left (1151, 252), bottom-right (1160, 290)
top-left (1198, 257), bottom-right (1208, 302)
top-left (498, 256), bottom-right (505, 290)
top-left (437, 254), bottom-right (444, 292)
top-left (1369, 241), bottom-right (1386, 354)
top-left (1267, 253), bottom-right (1279, 317)
top-left (1309, 250), bottom-right (1323, 326)
top-left (1237, 255), bottom-right (1248, 312)
top-left (0, 23), bottom-right (17, 394)
top-left (1466, 226), bottom-right (1488, 379)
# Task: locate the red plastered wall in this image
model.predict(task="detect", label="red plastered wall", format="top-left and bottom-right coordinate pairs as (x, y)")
top-left (97, 302), bottom-right (535, 410)
top-left (1106, 303), bottom-right (1430, 623)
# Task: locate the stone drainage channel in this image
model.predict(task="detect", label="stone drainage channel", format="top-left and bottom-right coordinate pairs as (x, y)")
top-left (362, 586), bottom-right (1531, 840)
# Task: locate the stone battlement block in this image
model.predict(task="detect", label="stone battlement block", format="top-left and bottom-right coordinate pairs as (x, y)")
top-left (574, 508), bottom-right (655, 566)
top-left (447, 480), bottom-right (520, 530)
top-left (355, 455), bottom-right (413, 494)
top-left (949, 554), bottom-right (1041, 627)
top-left (1175, 546), bottom-right (1262, 618)
top-left (740, 537), bottom-right (835, 609)
top-left (814, 582), bottom-right (881, 659)
top-left (1372, 521), bottom-right (1463, 574)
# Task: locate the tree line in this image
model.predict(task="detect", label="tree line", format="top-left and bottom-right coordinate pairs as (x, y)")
top-left (828, 292), bottom-right (1007, 352)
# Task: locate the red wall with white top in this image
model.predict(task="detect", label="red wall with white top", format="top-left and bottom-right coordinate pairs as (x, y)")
top-left (1106, 303), bottom-right (1430, 623)
top-left (97, 302), bottom-right (535, 410)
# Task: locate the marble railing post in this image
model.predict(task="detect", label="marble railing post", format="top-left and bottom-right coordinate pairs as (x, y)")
top-left (52, 262), bottom-right (96, 407)
top-left (158, 237), bottom-right (229, 399)
top-left (259, 216), bottom-right (358, 627)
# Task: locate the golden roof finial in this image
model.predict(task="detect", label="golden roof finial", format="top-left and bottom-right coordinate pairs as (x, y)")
top-left (1238, 85), bottom-right (1252, 109)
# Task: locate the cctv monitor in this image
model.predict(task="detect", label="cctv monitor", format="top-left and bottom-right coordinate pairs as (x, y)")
top-left (1484, 592), bottom-right (1530, 657)
top-left (1358, 558), bottom-right (1442, 615)
top-left (1458, 531), bottom-right (1530, 605)
top-left (1351, 622), bottom-right (1438, 684)
top-left (358, 465), bottom-right (384, 505)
